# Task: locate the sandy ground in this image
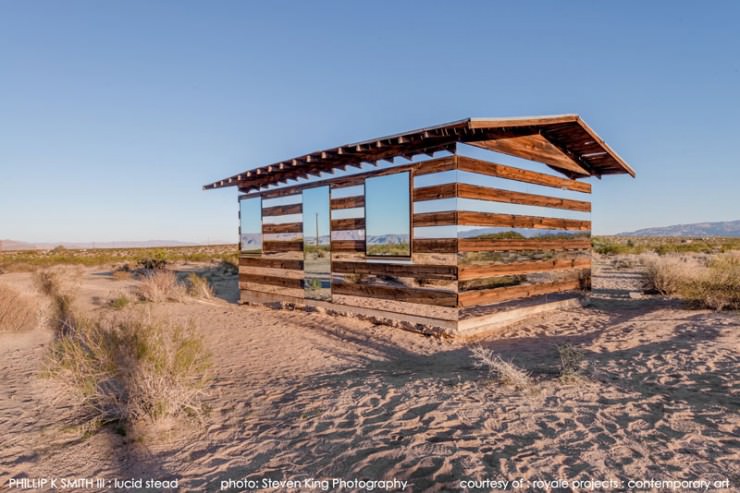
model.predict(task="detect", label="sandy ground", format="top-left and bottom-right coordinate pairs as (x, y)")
top-left (0, 258), bottom-right (738, 492)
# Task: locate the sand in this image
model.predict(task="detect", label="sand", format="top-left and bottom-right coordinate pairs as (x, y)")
top-left (0, 258), bottom-right (738, 492)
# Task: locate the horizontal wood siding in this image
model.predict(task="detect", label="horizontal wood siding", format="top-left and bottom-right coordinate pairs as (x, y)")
top-left (414, 183), bottom-right (457, 202)
top-left (457, 156), bottom-right (591, 193)
top-left (458, 211), bottom-right (591, 231)
top-left (240, 256), bottom-right (304, 270)
top-left (331, 195), bottom-right (364, 210)
top-left (262, 222), bottom-right (303, 234)
top-left (331, 240), bottom-right (365, 252)
top-left (333, 281), bottom-right (457, 308)
top-left (245, 156), bottom-right (456, 199)
top-left (459, 257), bottom-right (590, 281)
top-left (263, 240), bottom-right (303, 252)
top-left (413, 211), bottom-right (590, 231)
top-left (414, 182), bottom-right (590, 211)
top-left (262, 203), bottom-right (302, 217)
top-left (413, 238), bottom-right (458, 253)
top-left (459, 238), bottom-right (591, 252)
top-left (457, 183), bottom-right (591, 212)
top-left (331, 218), bottom-right (365, 231)
top-left (239, 273), bottom-right (303, 289)
top-left (333, 261), bottom-right (457, 280)
top-left (458, 280), bottom-right (581, 308)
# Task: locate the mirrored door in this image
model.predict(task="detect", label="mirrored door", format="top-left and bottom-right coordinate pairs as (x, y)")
top-left (303, 186), bottom-right (331, 300)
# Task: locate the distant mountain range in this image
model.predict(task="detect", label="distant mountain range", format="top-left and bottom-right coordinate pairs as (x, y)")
top-left (619, 220), bottom-right (740, 237)
top-left (0, 239), bottom-right (229, 251)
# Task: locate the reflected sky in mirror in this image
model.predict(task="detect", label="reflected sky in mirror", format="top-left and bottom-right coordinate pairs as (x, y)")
top-left (239, 197), bottom-right (262, 253)
top-left (365, 172), bottom-right (410, 256)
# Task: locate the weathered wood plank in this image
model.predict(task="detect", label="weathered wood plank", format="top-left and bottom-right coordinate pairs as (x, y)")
top-left (331, 240), bottom-right (365, 252)
top-left (470, 134), bottom-right (590, 176)
top-left (242, 156), bottom-right (456, 198)
top-left (457, 183), bottom-right (591, 212)
top-left (331, 218), bottom-right (365, 231)
top-left (412, 238), bottom-right (458, 253)
top-left (413, 211), bottom-right (458, 227)
top-left (414, 183), bottom-right (457, 202)
top-left (459, 258), bottom-right (591, 281)
top-left (333, 281), bottom-right (457, 308)
top-left (457, 211), bottom-right (591, 231)
top-left (457, 156), bottom-right (591, 193)
top-left (458, 280), bottom-right (581, 307)
top-left (262, 203), bottom-right (302, 217)
top-left (331, 195), bottom-right (365, 210)
top-left (263, 240), bottom-right (303, 252)
top-left (262, 222), bottom-right (303, 234)
top-left (332, 261), bottom-right (457, 280)
top-left (459, 238), bottom-right (591, 252)
top-left (239, 256), bottom-right (304, 270)
top-left (414, 182), bottom-right (591, 212)
top-left (239, 273), bottom-right (304, 289)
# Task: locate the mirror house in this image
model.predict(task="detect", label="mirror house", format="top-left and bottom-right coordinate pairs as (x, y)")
top-left (206, 115), bottom-right (635, 337)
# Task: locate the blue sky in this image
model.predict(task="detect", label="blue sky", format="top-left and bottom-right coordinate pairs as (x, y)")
top-left (1, 1), bottom-right (738, 242)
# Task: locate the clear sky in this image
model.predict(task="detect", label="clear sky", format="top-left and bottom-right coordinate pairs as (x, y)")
top-left (1, 1), bottom-right (738, 243)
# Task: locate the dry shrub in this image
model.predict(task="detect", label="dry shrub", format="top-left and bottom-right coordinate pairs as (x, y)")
top-left (642, 255), bottom-right (699, 295)
top-left (642, 253), bottom-right (739, 310)
top-left (0, 284), bottom-right (38, 332)
top-left (186, 273), bottom-right (214, 299)
top-left (471, 345), bottom-right (532, 389)
top-left (682, 252), bottom-right (740, 311)
top-left (46, 311), bottom-right (211, 429)
top-left (137, 270), bottom-right (187, 302)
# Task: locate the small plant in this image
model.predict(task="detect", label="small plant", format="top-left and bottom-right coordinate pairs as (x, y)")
top-left (0, 284), bottom-right (38, 332)
top-left (470, 346), bottom-right (532, 389)
top-left (681, 252), bottom-right (740, 310)
top-left (558, 343), bottom-right (584, 380)
top-left (108, 294), bottom-right (131, 310)
top-left (46, 310), bottom-right (212, 430)
top-left (137, 270), bottom-right (187, 302)
top-left (186, 273), bottom-right (214, 299)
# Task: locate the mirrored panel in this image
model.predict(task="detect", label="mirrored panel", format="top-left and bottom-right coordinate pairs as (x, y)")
top-left (365, 172), bottom-right (411, 256)
top-left (239, 197), bottom-right (262, 254)
top-left (303, 186), bottom-right (331, 300)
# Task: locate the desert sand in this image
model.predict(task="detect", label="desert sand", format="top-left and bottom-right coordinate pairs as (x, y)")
top-left (0, 258), bottom-right (738, 492)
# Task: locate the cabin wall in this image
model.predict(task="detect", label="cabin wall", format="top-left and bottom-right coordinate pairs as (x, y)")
top-left (451, 155), bottom-right (592, 326)
top-left (237, 153), bottom-right (592, 335)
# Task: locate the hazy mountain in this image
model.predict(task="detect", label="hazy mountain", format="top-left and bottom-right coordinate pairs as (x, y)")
top-left (0, 239), bottom-right (227, 251)
top-left (619, 220), bottom-right (740, 237)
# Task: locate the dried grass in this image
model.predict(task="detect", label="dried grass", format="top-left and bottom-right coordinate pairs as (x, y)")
top-left (642, 252), bottom-right (740, 310)
top-left (46, 310), bottom-right (211, 429)
top-left (682, 252), bottom-right (740, 310)
top-left (470, 345), bottom-right (532, 389)
top-left (137, 270), bottom-right (187, 303)
top-left (186, 273), bottom-right (214, 300)
top-left (0, 283), bottom-right (38, 332)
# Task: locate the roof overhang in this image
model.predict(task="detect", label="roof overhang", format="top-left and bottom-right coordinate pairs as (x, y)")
top-left (204, 115), bottom-right (635, 192)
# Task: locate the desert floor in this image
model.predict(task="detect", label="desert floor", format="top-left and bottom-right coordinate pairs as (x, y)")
top-left (1, 258), bottom-right (738, 492)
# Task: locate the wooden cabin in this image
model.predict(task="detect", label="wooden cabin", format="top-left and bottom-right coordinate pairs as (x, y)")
top-left (205, 115), bottom-right (635, 337)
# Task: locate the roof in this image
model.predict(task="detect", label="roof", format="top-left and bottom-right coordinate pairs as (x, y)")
top-left (204, 115), bottom-right (635, 192)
